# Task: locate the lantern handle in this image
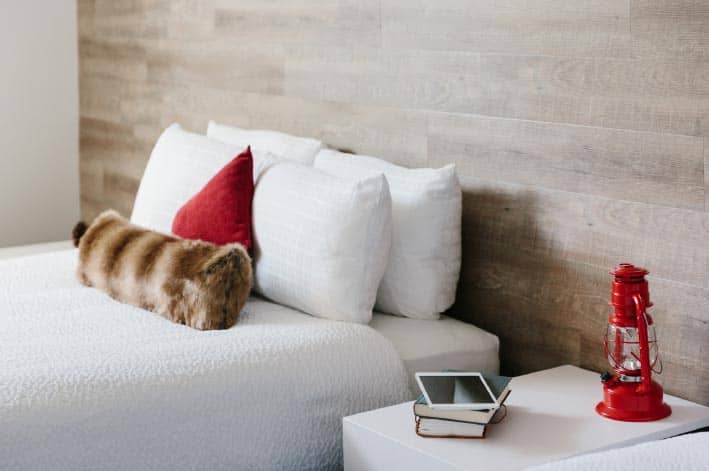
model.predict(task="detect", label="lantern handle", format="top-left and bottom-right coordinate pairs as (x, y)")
top-left (632, 294), bottom-right (653, 393)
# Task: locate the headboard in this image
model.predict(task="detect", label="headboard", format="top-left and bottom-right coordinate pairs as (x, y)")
top-left (78, 1), bottom-right (708, 405)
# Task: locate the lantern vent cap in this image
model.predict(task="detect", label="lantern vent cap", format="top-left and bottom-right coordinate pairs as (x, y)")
top-left (611, 263), bottom-right (649, 282)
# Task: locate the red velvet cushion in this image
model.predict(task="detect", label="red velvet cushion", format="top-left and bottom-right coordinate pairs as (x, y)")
top-left (172, 147), bottom-right (254, 249)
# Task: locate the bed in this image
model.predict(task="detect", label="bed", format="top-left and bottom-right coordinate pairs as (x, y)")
top-left (526, 432), bottom-right (709, 471)
top-left (0, 248), bottom-right (498, 470)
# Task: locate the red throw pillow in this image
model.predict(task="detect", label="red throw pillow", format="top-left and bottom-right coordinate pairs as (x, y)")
top-left (172, 147), bottom-right (254, 249)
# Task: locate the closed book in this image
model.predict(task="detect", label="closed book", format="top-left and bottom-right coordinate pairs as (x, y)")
top-left (415, 417), bottom-right (487, 438)
top-left (414, 373), bottom-right (512, 424)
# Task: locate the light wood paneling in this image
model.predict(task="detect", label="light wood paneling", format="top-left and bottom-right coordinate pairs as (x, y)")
top-left (214, 0), bottom-right (382, 48)
top-left (705, 138), bottom-right (709, 210)
top-left (79, 37), bottom-right (148, 82)
top-left (452, 177), bottom-right (709, 290)
top-left (382, 0), bottom-right (709, 61)
top-left (428, 113), bottom-right (705, 209)
top-left (630, 0), bottom-right (709, 61)
top-left (382, 0), bottom-right (632, 58)
top-left (146, 41), bottom-right (284, 94)
top-left (78, 0), bottom-right (709, 404)
top-left (92, 0), bottom-right (171, 39)
top-left (284, 48), bottom-right (709, 136)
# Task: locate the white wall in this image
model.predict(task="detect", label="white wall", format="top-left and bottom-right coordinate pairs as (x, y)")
top-left (0, 1), bottom-right (79, 247)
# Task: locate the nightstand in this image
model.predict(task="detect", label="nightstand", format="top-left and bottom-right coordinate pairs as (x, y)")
top-left (343, 365), bottom-right (709, 471)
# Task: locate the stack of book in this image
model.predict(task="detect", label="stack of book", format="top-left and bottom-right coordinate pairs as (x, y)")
top-left (413, 374), bottom-right (512, 438)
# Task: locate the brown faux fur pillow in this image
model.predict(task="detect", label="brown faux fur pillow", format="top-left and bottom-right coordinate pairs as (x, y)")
top-left (72, 210), bottom-right (252, 330)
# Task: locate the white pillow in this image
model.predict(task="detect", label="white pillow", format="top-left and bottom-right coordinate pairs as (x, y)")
top-left (252, 162), bottom-right (392, 324)
top-left (131, 124), bottom-right (261, 234)
top-left (207, 120), bottom-right (322, 165)
top-left (314, 149), bottom-right (462, 320)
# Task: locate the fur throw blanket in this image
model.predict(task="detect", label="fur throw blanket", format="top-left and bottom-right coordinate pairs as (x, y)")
top-left (72, 210), bottom-right (252, 330)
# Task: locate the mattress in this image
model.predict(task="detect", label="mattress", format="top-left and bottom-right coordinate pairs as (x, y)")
top-left (370, 313), bottom-right (500, 392)
top-left (0, 250), bottom-right (411, 471)
top-left (0, 240), bottom-right (73, 260)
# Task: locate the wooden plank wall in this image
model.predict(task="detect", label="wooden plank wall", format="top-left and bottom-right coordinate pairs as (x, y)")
top-left (78, 0), bottom-right (709, 404)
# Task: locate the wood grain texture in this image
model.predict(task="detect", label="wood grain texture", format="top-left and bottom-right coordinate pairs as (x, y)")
top-left (452, 176), bottom-right (709, 291)
top-left (284, 48), bottom-right (709, 136)
top-left (705, 138), bottom-right (709, 211)
top-left (382, 0), bottom-right (632, 58)
top-left (214, 0), bottom-right (382, 48)
top-left (429, 113), bottom-right (705, 209)
top-left (78, 0), bottom-right (709, 404)
top-left (630, 0), bottom-right (709, 61)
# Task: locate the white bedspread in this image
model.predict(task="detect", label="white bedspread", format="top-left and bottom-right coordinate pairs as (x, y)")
top-left (0, 250), bottom-right (411, 471)
top-left (526, 432), bottom-right (709, 471)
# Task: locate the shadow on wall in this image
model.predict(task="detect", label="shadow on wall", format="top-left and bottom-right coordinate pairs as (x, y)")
top-left (448, 184), bottom-right (608, 378)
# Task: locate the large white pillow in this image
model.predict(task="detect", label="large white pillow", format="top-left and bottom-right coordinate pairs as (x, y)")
top-left (252, 162), bottom-right (392, 324)
top-left (131, 124), bottom-right (250, 234)
top-left (314, 149), bottom-right (462, 320)
top-left (207, 120), bottom-right (322, 165)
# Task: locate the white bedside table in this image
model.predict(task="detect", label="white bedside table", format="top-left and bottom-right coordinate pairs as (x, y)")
top-left (343, 365), bottom-right (709, 471)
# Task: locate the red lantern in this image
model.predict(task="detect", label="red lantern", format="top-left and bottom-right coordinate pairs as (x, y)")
top-left (595, 263), bottom-right (671, 422)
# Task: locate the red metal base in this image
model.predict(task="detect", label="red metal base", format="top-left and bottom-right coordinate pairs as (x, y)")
top-left (596, 378), bottom-right (672, 422)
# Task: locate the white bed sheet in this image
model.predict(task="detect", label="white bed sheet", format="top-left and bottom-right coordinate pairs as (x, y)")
top-left (0, 250), bottom-right (411, 471)
top-left (526, 432), bottom-right (709, 471)
top-left (370, 313), bottom-right (500, 392)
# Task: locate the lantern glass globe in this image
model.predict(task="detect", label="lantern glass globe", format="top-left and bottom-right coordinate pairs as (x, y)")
top-left (605, 324), bottom-right (659, 377)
